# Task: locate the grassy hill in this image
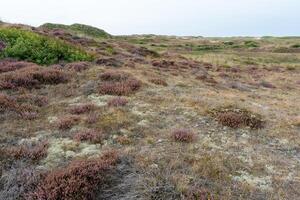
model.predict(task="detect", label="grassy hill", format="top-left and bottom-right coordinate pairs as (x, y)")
top-left (40, 23), bottom-right (111, 39)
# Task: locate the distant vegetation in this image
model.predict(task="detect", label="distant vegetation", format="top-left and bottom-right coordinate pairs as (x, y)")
top-left (40, 23), bottom-right (111, 39)
top-left (291, 44), bottom-right (300, 48)
top-left (243, 40), bottom-right (260, 48)
top-left (0, 27), bottom-right (93, 65)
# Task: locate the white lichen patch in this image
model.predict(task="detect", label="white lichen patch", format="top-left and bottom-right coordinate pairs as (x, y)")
top-left (233, 171), bottom-right (272, 190)
top-left (40, 138), bottom-right (101, 169)
top-left (48, 116), bottom-right (58, 124)
top-left (138, 119), bottom-right (150, 127)
top-left (18, 131), bottom-right (50, 145)
top-left (131, 102), bottom-right (155, 117)
top-left (88, 94), bottom-right (113, 106)
top-left (67, 96), bottom-right (83, 104)
top-left (200, 136), bottom-right (222, 150)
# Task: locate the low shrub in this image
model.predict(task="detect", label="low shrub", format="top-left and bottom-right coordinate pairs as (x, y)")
top-left (73, 129), bottom-right (103, 143)
top-left (65, 61), bottom-right (91, 72)
top-left (291, 44), bottom-right (300, 48)
top-left (99, 71), bottom-right (141, 96)
top-left (99, 71), bottom-right (129, 82)
top-left (0, 66), bottom-right (69, 89)
top-left (57, 115), bottom-right (80, 130)
top-left (68, 103), bottom-right (95, 115)
top-left (259, 81), bottom-right (276, 89)
top-left (107, 97), bottom-right (128, 107)
top-left (149, 78), bottom-right (168, 86)
top-left (0, 92), bottom-right (18, 113)
top-left (26, 151), bottom-right (119, 200)
top-left (0, 27), bottom-right (93, 65)
top-left (129, 46), bottom-right (160, 57)
top-left (1, 141), bottom-right (48, 161)
top-left (99, 80), bottom-right (141, 96)
top-left (0, 59), bottom-right (37, 73)
top-left (96, 57), bottom-right (123, 67)
top-left (116, 136), bottom-right (132, 145)
top-left (85, 113), bottom-right (99, 124)
top-left (185, 186), bottom-right (214, 200)
top-left (211, 107), bottom-right (264, 129)
top-left (244, 40), bottom-right (259, 48)
top-left (0, 93), bottom-right (40, 119)
top-left (152, 60), bottom-right (175, 68)
top-left (0, 167), bottom-right (42, 200)
top-left (195, 45), bottom-right (221, 51)
top-left (171, 129), bottom-right (196, 143)
top-left (15, 94), bottom-right (48, 107)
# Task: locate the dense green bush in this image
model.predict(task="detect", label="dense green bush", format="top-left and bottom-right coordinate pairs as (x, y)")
top-left (0, 27), bottom-right (94, 65)
top-left (40, 23), bottom-right (111, 39)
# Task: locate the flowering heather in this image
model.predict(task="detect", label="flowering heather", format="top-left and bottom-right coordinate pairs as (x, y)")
top-left (26, 151), bottom-right (119, 200)
top-left (99, 71), bottom-right (141, 96)
top-left (69, 103), bottom-right (95, 115)
top-left (73, 129), bottom-right (103, 143)
top-left (171, 129), bottom-right (196, 143)
top-left (0, 66), bottom-right (69, 90)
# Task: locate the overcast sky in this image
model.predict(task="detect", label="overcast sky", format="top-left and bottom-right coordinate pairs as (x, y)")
top-left (0, 0), bottom-right (299, 36)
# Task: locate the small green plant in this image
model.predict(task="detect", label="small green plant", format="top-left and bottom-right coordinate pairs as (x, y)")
top-left (0, 27), bottom-right (94, 65)
top-left (106, 47), bottom-right (116, 55)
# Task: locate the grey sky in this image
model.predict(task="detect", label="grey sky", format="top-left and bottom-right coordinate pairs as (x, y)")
top-left (0, 0), bottom-right (299, 36)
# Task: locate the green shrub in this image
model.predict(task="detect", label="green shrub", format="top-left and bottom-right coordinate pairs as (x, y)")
top-left (291, 44), bottom-right (300, 48)
top-left (195, 45), bottom-right (221, 51)
top-left (244, 40), bottom-right (259, 48)
top-left (0, 27), bottom-right (94, 65)
top-left (223, 41), bottom-right (234, 46)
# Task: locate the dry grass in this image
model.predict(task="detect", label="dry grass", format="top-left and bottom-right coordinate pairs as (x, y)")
top-left (65, 61), bottom-right (91, 72)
